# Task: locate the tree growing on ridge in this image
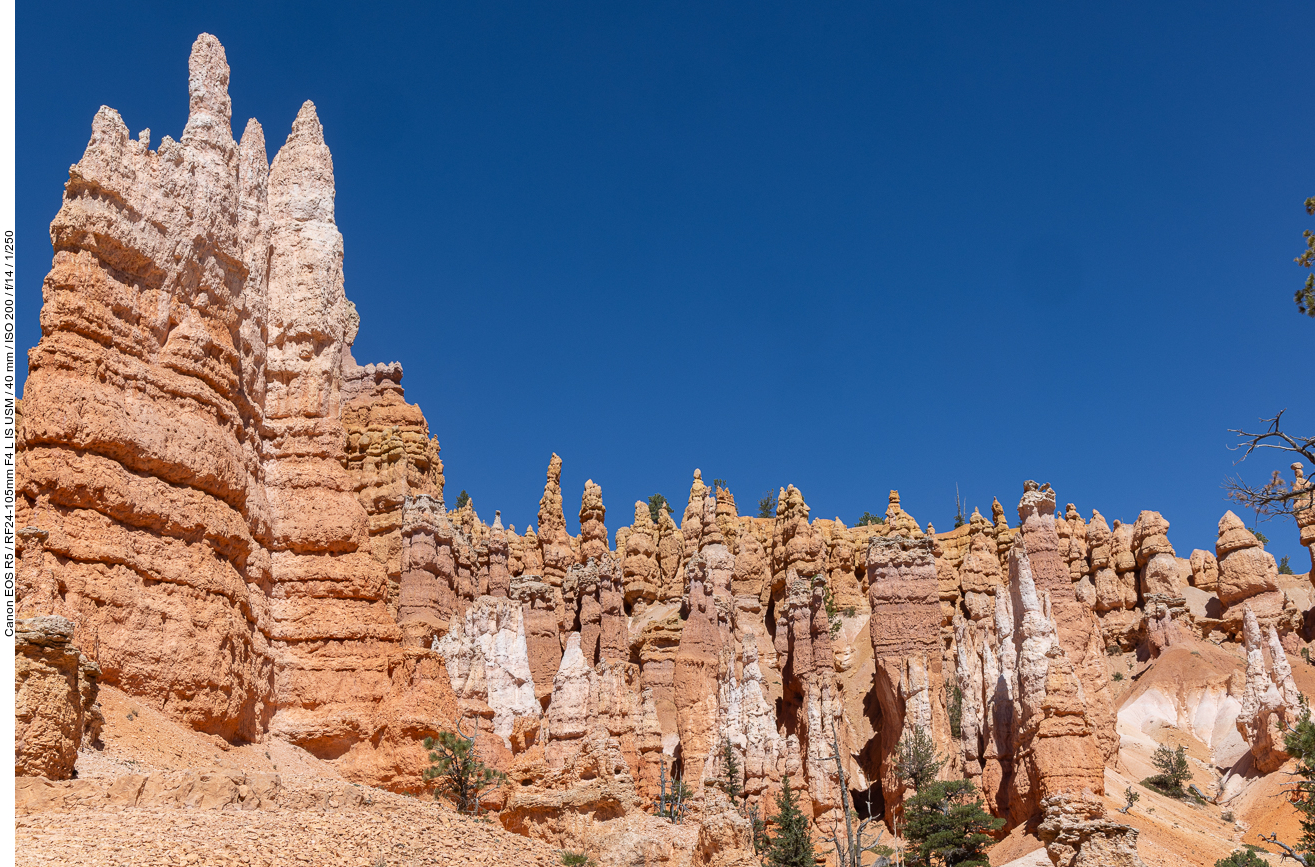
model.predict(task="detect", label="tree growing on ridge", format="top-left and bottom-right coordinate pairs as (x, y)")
top-left (648, 494), bottom-right (672, 524)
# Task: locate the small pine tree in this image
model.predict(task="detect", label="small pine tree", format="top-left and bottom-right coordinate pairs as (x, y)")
top-left (454, 489), bottom-right (471, 509)
top-left (947, 683), bottom-right (964, 740)
top-left (1281, 556), bottom-right (1295, 575)
top-left (766, 777), bottom-right (814, 867)
top-left (822, 586), bottom-right (843, 637)
top-left (648, 494), bottom-right (671, 524)
top-left (422, 729), bottom-right (506, 814)
top-left (894, 725), bottom-right (945, 794)
top-left (758, 494), bottom-right (777, 519)
top-left (856, 511), bottom-right (885, 526)
top-left (721, 740), bottom-right (742, 801)
top-left (748, 802), bottom-right (770, 854)
top-left (902, 779), bottom-right (1002, 867)
top-left (1119, 786), bottom-right (1140, 814)
top-left (1145, 744), bottom-right (1190, 796)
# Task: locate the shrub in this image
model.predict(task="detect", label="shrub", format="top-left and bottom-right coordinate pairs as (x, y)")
top-left (1119, 786), bottom-right (1139, 813)
top-left (823, 586), bottom-right (843, 637)
top-left (1221, 810), bottom-right (1235, 823)
top-left (1214, 849), bottom-right (1267, 867)
top-left (758, 494), bottom-right (776, 519)
top-left (1112, 671), bottom-right (1124, 682)
top-left (560, 853), bottom-right (597, 867)
top-left (856, 511), bottom-right (885, 526)
top-left (1280, 556), bottom-right (1295, 575)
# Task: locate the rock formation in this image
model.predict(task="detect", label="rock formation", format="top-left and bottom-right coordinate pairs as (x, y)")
top-left (15, 616), bottom-right (102, 779)
top-left (1236, 606), bottom-right (1302, 772)
top-left (19, 33), bottom-right (1288, 866)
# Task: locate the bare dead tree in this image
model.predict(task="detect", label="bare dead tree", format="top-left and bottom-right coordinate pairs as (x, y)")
top-left (823, 717), bottom-right (895, 867)
top-left (1224, 410), bottom-right (1315, 523)
top-left (1260, 832), bottom-right (1309, 865)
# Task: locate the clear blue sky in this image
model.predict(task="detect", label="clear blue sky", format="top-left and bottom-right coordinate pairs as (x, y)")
top-left (17, 2), bottom-right (1314, 565)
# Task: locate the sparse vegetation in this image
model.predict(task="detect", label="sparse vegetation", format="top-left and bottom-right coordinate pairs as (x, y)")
top-left (560, 853), bottom-right (597, 867)
top-left (454, 489), bottom-right (470, 510)
top-left (1142, 744), bottom-right (1191, 798)
top-left (654, 757), bottom-right (692, 823)
top-left (765, 776), bottom-right (814, 867)
top-left (648, 494), bottom-right (672, 524)
top-left (823, 586), bottom-right (843, 637)
top-left (758, 493), bottom-right (777, 519)
top-left (894, 725), bottom-right (944, 794)
top-left (902, 778), bottom-right (1002, 867)
top-left (1281, 556), bottom-right (1296, 575)
top-left (1120, 786), bottom-right (1139, 814)
top-left (1112, 671), bottom-right (1124, 682)
top-left (1221, 810), bottom-right (1235, 824)
top-left (712, 478), bottom-right (727, 492)
top-left (1215, 848), bottom-right (1268, 867)
top-left (947, 683), bottom-right (963, 739)
top-left (1253, 529), bottom-right (1270, 546)
top-left (750, 804), bottom-right (770, 854)
top-left (856, 511), bottom-right (885, 526)
top-left (422, 723), bottom-right (506, 815)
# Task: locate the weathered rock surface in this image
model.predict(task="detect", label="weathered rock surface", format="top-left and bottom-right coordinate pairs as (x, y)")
top-left (1038, 794), bottom-right (1147, 867)
top-left (15, 616), bottom-right (102, 779)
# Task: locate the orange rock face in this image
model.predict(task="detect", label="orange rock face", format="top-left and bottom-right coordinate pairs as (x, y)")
top-left (17, 34), bottom-right (458, 785)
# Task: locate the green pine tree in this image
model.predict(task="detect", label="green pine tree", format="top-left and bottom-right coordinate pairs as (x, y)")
top-left (422, 729), bottom-right (506, 814)
top-left (902, 778), bottom-right (1002, 867)
top-left (766, 777), bottom-right (814, 867)
top-left (894, 725), bottom-right (944, 794)
top-left (721, 740), bottom-right (742, 801)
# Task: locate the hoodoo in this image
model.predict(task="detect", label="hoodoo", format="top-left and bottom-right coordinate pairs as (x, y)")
top-left (13, 33), bottom-right (1315, 867)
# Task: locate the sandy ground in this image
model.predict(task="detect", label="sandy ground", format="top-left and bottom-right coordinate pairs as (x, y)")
top-left (15, 685), bottom-right (562, 867)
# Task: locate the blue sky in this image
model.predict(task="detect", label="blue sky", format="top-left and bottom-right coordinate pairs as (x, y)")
top-left (17, 2), bottom-right (1314, 565)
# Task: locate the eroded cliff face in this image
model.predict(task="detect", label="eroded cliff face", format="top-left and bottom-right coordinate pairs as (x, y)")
top-left (18, 35), bottom-right (1314, 864)
top-left (16, 34), bottom-right (453, 782)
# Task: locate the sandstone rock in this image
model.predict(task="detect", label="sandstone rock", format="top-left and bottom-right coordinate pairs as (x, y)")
top-left (437, 596), bottom-right (539, 746)
top-left (1215, 511), bottom-right (1279, 606)
top-left (1293, 462), bottom-right (1315, 575)
top-left (1132, 510), bottom-right (1180, 598)
top-left (538, 455), bottom-right (575, 589)
top-left (1038, 793), bottom-right (1147, 867)
top-left (867, 532), bottom-right (949, 818)
top-left (1015, 483), bottom-right (1117, 767)
top-left (579, 480), bottom-right (609, 565)
top-left (15, 616), bottom-right (101, 779)
top-left (1189, 548), bottom-right (1219, 592)
top-left (1236, 605), bottom-right (1302, 772)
